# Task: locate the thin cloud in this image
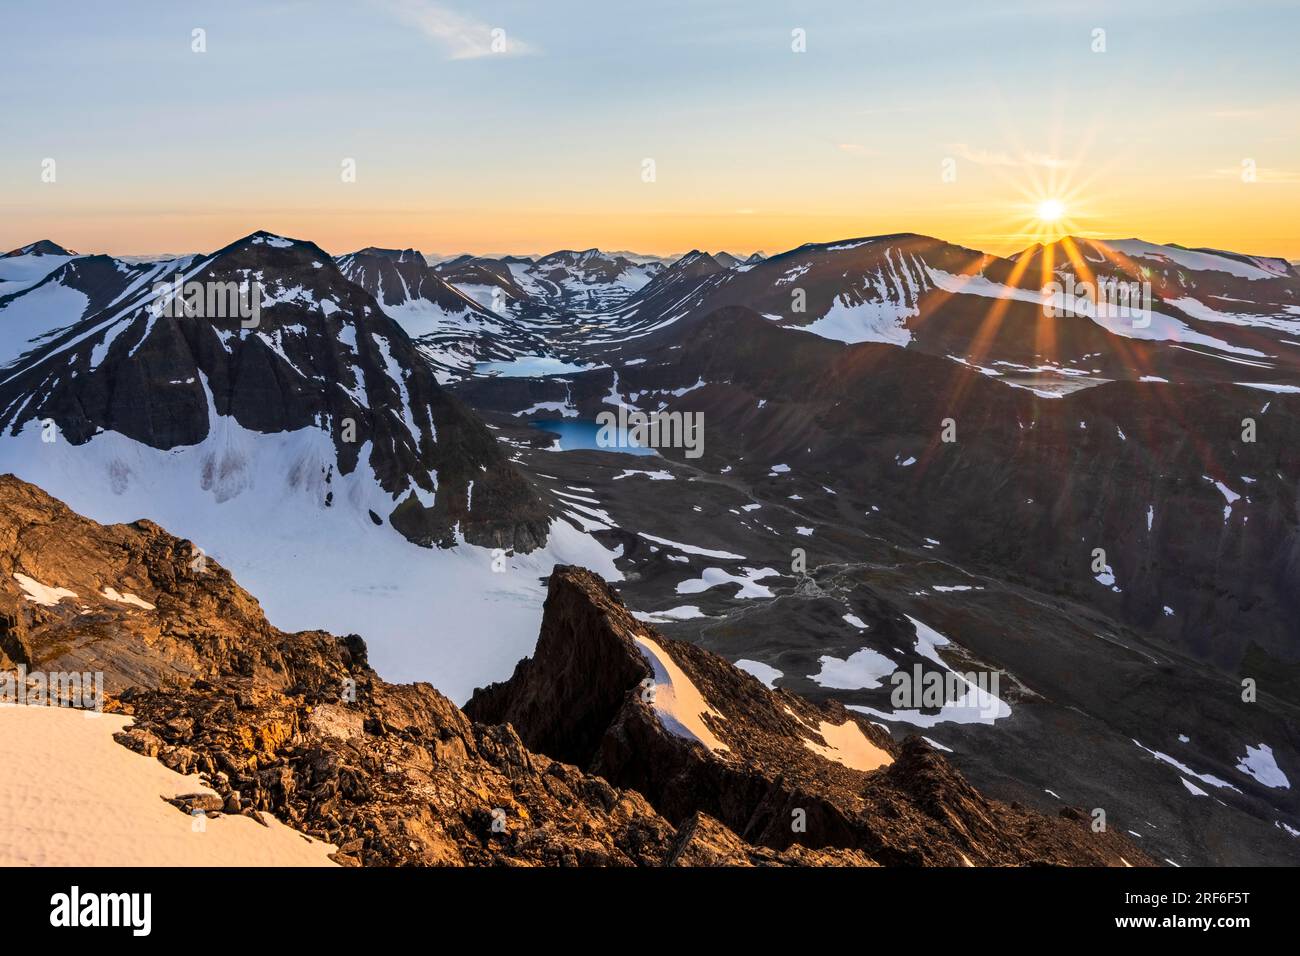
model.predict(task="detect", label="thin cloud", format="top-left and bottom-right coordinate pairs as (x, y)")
top-left (946, 142), bottom-right (1075, 169)
top-left (378, 0), bottom-right (538, 59)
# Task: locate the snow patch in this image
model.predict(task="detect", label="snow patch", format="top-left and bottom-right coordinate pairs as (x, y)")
top-left (1235, 744), bottom-right (1290, 789)
top-left (811, 646), bottom-right (896, 690)
top-left (101, 587), bottom-right (155, 610)
top-left (633, 635), bottom-right (729, 753)
top-left (800, 717), bottom-right (893, 772)
top-left (675, 566), bottom-right (779, 599)
top-left (735, 659), bottom-right (782, 689)
top-left (13, 573), bottom-right (77, 607)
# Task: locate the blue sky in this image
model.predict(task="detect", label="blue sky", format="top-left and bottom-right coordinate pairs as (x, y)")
top-left (3, 0), bottom-right (1298, 257)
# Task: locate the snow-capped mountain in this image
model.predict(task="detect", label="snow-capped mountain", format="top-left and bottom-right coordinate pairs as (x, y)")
top-left (566, 250), bottom-right (732, 345)
top-left (2, 239), bottom-right (76, 258)
top-left (1, 252), bottom-right (197, 372)
top-left (434, 255), bottom-right (536, 311)
top-left (509, 249), bottom-right (663, 315)
top-left (0, 230), bottom-right (547, 551)
top-left (336, 246), bottom-right (486, 318)
top-left (336, 246), bottom-right (550, 381)
top-left (1028, 237), bottom-right (1298, 282)
top-left (434, 249), bottom-right (665, 317)
top-left (0, 230), bottom-right (633, 697)
top-left (1013, 236), bottom-right (1300, 331)
top-left (0, 240), bottom-right (80, 296)
top-left (566, 233), bottom-right (1300, 391)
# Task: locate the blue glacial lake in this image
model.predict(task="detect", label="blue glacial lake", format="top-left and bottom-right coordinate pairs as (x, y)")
top-left (530, 419), bottom-right (659, 456)
top-left (476, 356), bottom-right (602, 378)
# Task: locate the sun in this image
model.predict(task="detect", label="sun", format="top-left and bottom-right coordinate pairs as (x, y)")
top-left (1036, 198), bottom-right (1066, 223)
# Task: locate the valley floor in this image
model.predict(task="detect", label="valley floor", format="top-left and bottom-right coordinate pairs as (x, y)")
top-left (480, 411), bottom-right (1300, 867)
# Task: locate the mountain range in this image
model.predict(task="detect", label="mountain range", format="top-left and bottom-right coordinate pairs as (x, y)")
top-left (1, 226), bottom-right (1296, 867)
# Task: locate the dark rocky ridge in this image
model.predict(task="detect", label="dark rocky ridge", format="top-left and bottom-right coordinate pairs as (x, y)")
top-left (569, 234), bottom-right (1300, 388)
top-left (0, 475), bottom-right (1144, 866)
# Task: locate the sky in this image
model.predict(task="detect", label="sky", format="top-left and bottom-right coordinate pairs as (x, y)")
top-left (2, 0), bottom-right (1299, 260)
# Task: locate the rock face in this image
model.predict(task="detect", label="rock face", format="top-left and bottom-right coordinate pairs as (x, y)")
top-left (467, 567), bottom-right (1150, 866)
top-left (1, 475), bottom-right (1147, 866)
top-left (0, 231), bottom-right (548, 551)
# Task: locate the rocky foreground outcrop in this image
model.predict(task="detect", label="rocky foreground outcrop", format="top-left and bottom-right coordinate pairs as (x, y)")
top-left (1, 475), bottom-right (1148, 866)
top-left (467, 567), bottom-right (1149, 866)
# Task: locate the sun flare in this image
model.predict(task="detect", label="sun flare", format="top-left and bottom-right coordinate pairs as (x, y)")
top-left (1036, 199), bottom-right (1065, 223)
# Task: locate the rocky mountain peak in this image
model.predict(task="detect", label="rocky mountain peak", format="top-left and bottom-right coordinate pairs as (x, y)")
top-left (217, 230), bottom-right (331, 266)
top-left (3, 239), bottom-right (76, 257)
top-left (351, 247), bottom-right (426, 264)
top-left (656, 250), bottom-right (724, 282)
